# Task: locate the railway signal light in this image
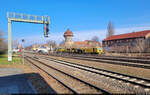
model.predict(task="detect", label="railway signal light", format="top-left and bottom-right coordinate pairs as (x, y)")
top-left (44, 24), bottom-right (49, 37)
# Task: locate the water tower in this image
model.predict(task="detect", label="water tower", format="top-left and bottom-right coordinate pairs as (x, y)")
top-left (64, 29), bottom-right (73, 47)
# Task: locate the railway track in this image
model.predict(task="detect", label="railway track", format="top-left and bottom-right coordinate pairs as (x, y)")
top-left (25, 57), bottom-right (75, 94)
top-left (26, 53), bottom-right (150, 94)
top-left (25, 55), bottom-right (109, 94)
top-left (69, 54), bottom-right (150, 64)
top-left (48, 53), bottom-right (150, 69)
top-left (52, 53), bottom-right (150, 59)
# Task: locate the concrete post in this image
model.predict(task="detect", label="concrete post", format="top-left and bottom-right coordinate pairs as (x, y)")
top-left (8, 19), bottom-right (12, 61)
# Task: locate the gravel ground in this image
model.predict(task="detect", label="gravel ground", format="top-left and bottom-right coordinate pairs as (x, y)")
top-left (26, 57), bottom-right (102, 94)
top-left (25, 59), bottom-right (73, 94)
top-left (39, 58), bottom-right (150, 94)
top-left (44, 55), bottom-right (150, 80)
top-left (25, 53), bottom-right (150, 94)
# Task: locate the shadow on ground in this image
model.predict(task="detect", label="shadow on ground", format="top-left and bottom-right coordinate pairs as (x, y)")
top-left (0, 73), bottom-right (57, 94)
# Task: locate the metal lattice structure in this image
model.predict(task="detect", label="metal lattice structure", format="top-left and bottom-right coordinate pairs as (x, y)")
top-left (7, 12), bottom-right (50, 61)
top-left (7, 12), bottom-right (50, 24)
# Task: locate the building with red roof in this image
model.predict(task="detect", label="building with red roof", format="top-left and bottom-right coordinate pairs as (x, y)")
top-left (73, 40), bottom-right (100, 48)
top-left (104, 30), bottom-right (150, 41)
top-left (61, 29), bottom-right (101, 48)
top-left (102, 30), bottom-right (150, 52)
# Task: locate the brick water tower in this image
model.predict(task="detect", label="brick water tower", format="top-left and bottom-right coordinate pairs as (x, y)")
top-left (64, 29), bottom-right (73, 48)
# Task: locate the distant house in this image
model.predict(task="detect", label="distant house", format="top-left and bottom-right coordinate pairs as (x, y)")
top-left (102, 30), bottom-right (150, 52)
top-left (32, 44), bottom-right (40, 48)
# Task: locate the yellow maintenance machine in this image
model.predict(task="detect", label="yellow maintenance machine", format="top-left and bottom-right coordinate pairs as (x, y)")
top-left (55, 47), bottom-right (103, 55)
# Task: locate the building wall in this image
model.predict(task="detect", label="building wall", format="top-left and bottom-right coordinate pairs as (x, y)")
top-left (65, 36), bottom-right (73, 43)
top-left (102, 37), bottom-right (148, 52)
top-left (103, 37), bottom-right (145, 47)
top-left (64, 35), bottom-right (73, 48)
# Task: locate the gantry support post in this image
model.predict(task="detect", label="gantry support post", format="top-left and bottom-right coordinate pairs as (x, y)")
top-left (7, 12), bottom-right (50, 61)
top-left (8, 19), bottom-right (12, 61)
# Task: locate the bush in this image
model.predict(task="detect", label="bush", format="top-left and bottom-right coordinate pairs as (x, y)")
top-left (0, 31), bottom-right (7, 55)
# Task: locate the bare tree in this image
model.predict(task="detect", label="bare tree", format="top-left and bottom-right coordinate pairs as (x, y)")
top-left (0, 31), bottom-right (4, 43)
top-left (91, 36), bottom-right (99, 42)
top-left (107, 21), bottom-right (114, 37)
top-left (12, 39), bottom-right (19, 48)
top-left (47, 40), bottom-right (57, 48)
top-left (59, 40), bottom-right (65, 46)
top-left (0, 30), bottom-right (7, 54)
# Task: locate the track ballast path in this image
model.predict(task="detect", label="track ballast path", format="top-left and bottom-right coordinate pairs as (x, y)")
top-left (25, 53), bottom-right (150, 94)
top-left (49, 53), bottom-right (150, 69)
top-left (25, 55), bottom-right (109, 94)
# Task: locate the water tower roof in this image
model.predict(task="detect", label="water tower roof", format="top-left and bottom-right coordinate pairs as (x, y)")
top-left (64, 29), bottom-right (73, 36)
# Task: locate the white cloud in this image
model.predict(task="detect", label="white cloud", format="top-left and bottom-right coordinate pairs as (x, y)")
top-left (19, 25), bottom-right (150, 46)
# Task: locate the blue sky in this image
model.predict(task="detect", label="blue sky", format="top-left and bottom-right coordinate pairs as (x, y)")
top-left (1, 0), bottom-right (150, 46)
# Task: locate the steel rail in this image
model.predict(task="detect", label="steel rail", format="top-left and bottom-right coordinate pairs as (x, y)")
top-left (25, 55), bottom-right (110, 94)
top-left (25, 57), bottom-right (77, 94)
top-left (37, 55), bottom-right (150, 89)
top-left (68, 54), bottom-right (150, 64)
top-left (48, 53), bottom-right (150, 69)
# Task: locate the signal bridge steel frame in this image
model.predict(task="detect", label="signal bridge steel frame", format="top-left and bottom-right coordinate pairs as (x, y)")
top-left (7, 12), bottom-right (50, 61)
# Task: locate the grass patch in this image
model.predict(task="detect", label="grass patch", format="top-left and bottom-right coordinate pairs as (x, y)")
top-left (0, 53), bottom-right (22, 64)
